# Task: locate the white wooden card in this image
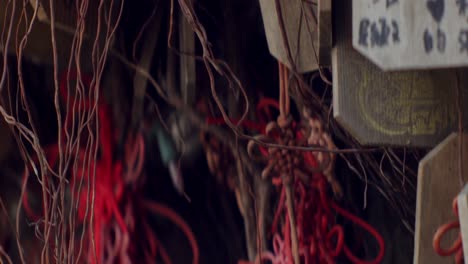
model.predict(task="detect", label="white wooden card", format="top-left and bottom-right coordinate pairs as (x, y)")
top-left (353, 0), bottom-right (468, 70)
top-left (334, 0), bottom-right (468, 147)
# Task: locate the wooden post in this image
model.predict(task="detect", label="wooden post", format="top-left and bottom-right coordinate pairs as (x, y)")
top-left (414, 133), bottom-right (468, 264)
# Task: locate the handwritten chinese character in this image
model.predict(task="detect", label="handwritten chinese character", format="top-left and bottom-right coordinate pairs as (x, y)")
top-left (423, 28), bottom-right (446, 53)
top-left (371, 18), bottom-right (391, 47)
top-left (436, 28), bottom-right (446, 52)
top-left (456, 0), bottom-right (468, 15)
top-left (424, 30), bottom-right (433, 53)
top-left (426, 0), bottom-right (444, 23)
top-left (391, 20), bottom-right (400, 43)
top-left (359, 18), bottom-right (400, 48)
top-left (459, 29), bottom-right (468, 53)
top-left (359, 18), bottom-right (371, 47)
top-left (387, 0), bottom-right (398, 8)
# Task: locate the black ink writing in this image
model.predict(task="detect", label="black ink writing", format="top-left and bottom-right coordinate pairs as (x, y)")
top-left (423, 28), bottom-right (446, 54)
top-left (387, 0), bottom-right (398, 8)
top-left (436, 28), bottom-right (446, 52)
top-left (424, 0), bottom-right (447, 55)
top-left (456, 0), bottom-right (468, 15)
top-left (426, 0), bottom-right (445, 23)
top-left (373, 0), bottom-right (398, 8)
top-left (358, 18), bottom-right (400, 48)
top-left (359, 19), bottom-right (370, 47)
top-left (424, 29), bottom-right (433, 53)
top-left (459, 29), bottom-right (468, 53)
top-left (392, 20), bottom-right (400, 43)
top-left (371, 18), bottom-right (391, 47)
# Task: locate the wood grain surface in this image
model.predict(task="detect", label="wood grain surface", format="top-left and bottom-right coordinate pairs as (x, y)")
top-left (414, 133), bottom-right (468, 264)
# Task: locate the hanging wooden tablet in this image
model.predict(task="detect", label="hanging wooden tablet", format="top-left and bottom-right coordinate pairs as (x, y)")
top-left (414, 133), bottom-right (468, 264)
top-left (458, 184), bottom-right (468, 261)
top-left (259, 0), bottom-right (319, 72)
top-left (333, 0), bottom-right (466, 147)
top-left (353, 0), bottom-right (468, 70)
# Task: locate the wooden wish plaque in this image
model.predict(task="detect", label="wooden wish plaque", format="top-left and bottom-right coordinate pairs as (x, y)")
top-left (259, 0), bottom-right (319, 72)
top-left (353, 0), bottom-right (468, 70)
top-left (333, 0), bottom-right (467, 147)
top-left (414, 133), bottom-right (468, 264)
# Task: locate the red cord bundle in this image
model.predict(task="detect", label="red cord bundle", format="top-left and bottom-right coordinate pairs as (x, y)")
top-left (263, 152), bottom-right (385, 264)
top-left (21, 70), bottom-right (199, 264)
top-left (209, 95), bottom-right (385, 264)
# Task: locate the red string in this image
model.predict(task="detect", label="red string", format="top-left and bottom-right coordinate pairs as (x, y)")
top-left (256, 97), bottom-right (279, 123)
top-left (236, 99), bottom-right (385, 264)
top-left (143, 201), bottom-right (200, 264)
top-left (330, 202), bottom-right (385, 264)
top-left (433, 197), bottom-right (464, 264)
top-left (22, 70), bottom-right (199, 264)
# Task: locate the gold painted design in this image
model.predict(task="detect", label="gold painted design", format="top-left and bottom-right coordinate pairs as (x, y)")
top-left (357, 70), bottom-right (456, 136)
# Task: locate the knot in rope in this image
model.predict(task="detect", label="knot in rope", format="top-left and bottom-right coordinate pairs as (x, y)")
top-left (248, 119), bottom-right (311, 187)
top-left (277, 114), bottom-right (293, 129)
